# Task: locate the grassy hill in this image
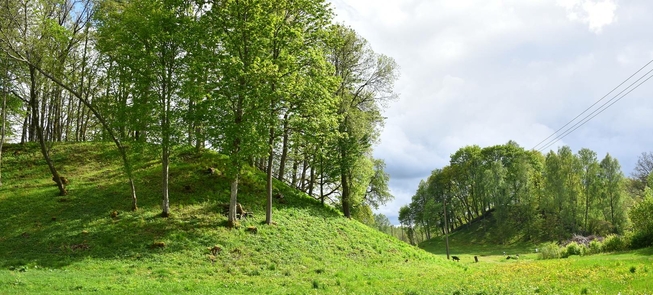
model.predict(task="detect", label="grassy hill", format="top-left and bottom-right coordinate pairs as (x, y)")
top-left (419, 213), bottom-right (536, 257)
top-left (1, 142), bottom-right (652, 294)
top-left (0, 142), bottom-right (453, 294)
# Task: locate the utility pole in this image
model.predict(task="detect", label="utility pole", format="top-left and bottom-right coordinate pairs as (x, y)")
top-left (443, 196), bottom-right (450, 260)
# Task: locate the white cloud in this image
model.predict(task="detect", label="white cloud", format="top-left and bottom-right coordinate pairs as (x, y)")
top-left (557, 0), bottom-right (618, 33)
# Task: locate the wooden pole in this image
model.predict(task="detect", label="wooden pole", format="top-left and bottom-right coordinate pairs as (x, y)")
top-left (444, 196), bottom-right (450, 260)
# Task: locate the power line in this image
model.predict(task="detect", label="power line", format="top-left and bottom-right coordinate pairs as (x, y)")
top-left (532, 59), bottom-right (653, 152)
top-left (537, 66), bottom-right (653, 152)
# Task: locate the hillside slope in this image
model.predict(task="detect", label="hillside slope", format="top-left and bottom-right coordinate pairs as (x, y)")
top-left (0, 142), bottom-right (453, 294)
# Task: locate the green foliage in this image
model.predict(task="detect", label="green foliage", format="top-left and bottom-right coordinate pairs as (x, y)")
top-left (406, 142), bottom-right (635, 246)
top-left (562, 242), bottom-right (585, 257)
top-left (538, 242), bottom-right (562, 260)
top-left (602, 234), bottom-right (627, 252)
top-left (629, 188), bottom-right (653, 248)
top-left (588, 240), bottom-right (603, 255)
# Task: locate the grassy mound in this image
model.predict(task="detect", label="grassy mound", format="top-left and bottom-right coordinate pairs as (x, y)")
top-left (0, 142), bottom-right (451, 294)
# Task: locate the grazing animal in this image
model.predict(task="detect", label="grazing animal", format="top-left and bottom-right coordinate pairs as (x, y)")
top-left (451, 256), bottom-right (460, 261)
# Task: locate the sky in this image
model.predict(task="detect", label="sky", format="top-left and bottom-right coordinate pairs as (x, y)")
top-left (328, 0), bottom-right (653, 224)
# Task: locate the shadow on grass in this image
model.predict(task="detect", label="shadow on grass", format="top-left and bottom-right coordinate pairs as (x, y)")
top-left (0, 142), bottom-right (342, 269)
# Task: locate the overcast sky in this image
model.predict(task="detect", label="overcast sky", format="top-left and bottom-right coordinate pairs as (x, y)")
top-left (328, 0), bottom-right (653, 224)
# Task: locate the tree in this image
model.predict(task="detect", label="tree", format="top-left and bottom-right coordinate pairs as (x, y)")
top-left (326, 25), bottom-right (398, 218)
top-left (373, 213), bottom-right (392, 233)
top-left (577, 148), bottom-right (600, 233)
top-left (398, 205), bottom-right (414, 245)
top-left (631, 152), bottom-right (653, 193)
top-left (261, 0), bottom-right (334, 225)
top-left (629, 187), bottom-right (653, 248)
top-left (599, 153), bottom-right (627, 233)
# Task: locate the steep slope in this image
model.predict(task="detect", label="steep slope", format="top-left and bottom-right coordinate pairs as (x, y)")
top-left (0, 142), bottom-right (453, 294)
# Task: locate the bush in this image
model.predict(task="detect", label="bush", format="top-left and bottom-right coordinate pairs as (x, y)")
top-left (628, 231), bottom-right (653, 249)
top-left (602, 234), bottom-right (626, 252)
top-left (563, 242), bottom-right (584, 257)
top-left (630, 190), bottom-right (653, 247)
top-left (588, 240), bottom-right (603, 254)
top-left (539, 242), bottom-right (561, 260)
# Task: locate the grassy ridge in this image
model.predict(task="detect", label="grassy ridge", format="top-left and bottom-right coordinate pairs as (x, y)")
top-left (0, 142), bottom-right (450, 294)
top-left (1, 142), bottom-right (652, 294)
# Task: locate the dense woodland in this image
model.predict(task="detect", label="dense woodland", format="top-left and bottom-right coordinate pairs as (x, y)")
top-left (398, 142), bottom-right (653, 247)
top-left (0, 0), bottom-right (395, 226)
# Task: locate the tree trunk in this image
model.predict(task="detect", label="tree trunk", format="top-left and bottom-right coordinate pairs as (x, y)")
top-left (300, 157), bottom-right (308, 191)
top-left (29, 66), bottom-right (66, 196)
top-left (266, 127), bottom-right (275, 225)
top-left (277, 114), bottom-right (290, 181)
top-left (21, 109), bottom-right (28, 144)
top-left (228, 173), bottom-right (239, 227)
top-left (291, 152), bottom-right (299, 188)
top-left (0, 82), bottom-right (6, 186)
top-left (161, 132), bottom-right (170, 217)
top-left (341, 170), bottom-right (351, 218)
top-left (25, 59), bottom-right (138, 210)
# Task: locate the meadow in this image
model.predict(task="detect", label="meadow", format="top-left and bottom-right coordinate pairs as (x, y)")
top-left (0, 143), bottom-right (651, 294)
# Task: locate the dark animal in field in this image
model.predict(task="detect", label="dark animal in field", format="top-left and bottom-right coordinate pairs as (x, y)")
top-left (506, 255), bottom-right (519, 260)
top-left (52, 176), bottom-right (69, 185)
top-left (451, 256), bottom-right (460, 261)
top-left (474, 256), bottom-right (478, 263)
top-left (110, 210), bottom-right (118, 218)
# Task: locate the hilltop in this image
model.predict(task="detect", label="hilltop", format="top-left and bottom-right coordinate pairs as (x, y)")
top-left (0, 142), bottom-right (452, 294)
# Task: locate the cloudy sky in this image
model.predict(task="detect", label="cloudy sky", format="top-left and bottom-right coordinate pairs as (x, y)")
top-left (328, 0), bottom-right (653, 224)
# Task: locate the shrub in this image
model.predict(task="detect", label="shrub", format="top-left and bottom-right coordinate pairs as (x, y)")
top-left (628, 231), bottom-right (653, 249)
top-left (539, 242), bottom-right (561, 260)
top-left (630, 191), bottom-right (653, 248)
top-left (588, 240), bottom-right (602, 254)
top-left (563, 242), bottom-right (584, 257)
top-left (602, 234), bottom-right (626, 252)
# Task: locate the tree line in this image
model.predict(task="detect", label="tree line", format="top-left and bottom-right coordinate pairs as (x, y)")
top-left (399, 141), bottom-right (653, 246)
top-left (0, 0), bottom-right (396, 226)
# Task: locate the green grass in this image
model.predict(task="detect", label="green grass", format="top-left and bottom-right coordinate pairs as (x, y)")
top-left (1, 142), bottom-right (652, 294)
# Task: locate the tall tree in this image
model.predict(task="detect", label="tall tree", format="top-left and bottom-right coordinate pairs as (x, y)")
top-left (326, 25), bottom-right (397, 218)
top-left (96, 0), bottom-right (194, 216)
top-left (577, 148), bottom-right (600, 233)
top-left (599, 153), bottom-right (627, 233)
top-left (201, 0), bottom-right (277, 226)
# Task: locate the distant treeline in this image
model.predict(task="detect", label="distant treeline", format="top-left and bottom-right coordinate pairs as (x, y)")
top-left (399, 141), bottom-right (653, 245)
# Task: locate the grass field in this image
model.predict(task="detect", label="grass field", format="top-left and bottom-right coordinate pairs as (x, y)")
top-left (1, 142), bottom-right (652, 294)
